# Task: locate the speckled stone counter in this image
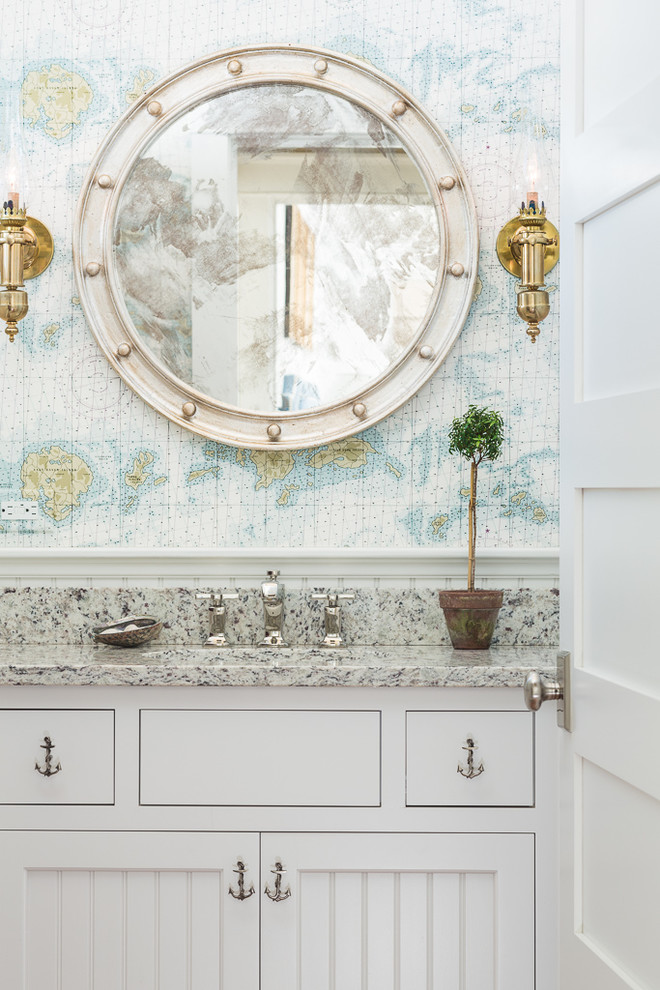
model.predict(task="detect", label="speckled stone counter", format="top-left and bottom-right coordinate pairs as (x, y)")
top-left (0, 587), bottom-right (559, 647)
top-left (0, 644), bottom-right (557, 688)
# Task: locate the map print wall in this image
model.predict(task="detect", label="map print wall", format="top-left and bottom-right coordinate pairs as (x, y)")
top-left (0, 0), bottom-right (559, 550)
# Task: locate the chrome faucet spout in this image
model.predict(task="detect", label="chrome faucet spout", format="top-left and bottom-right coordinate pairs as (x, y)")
top-left (261, 570), bottom-right (281, 601)
top-left (260, 570), bottom-right (288, 647)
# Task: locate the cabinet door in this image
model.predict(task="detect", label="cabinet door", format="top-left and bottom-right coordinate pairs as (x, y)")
top-left (260, 832), bottom-right (534, 990)
top-left (0, 831), bottom-right (259, 990)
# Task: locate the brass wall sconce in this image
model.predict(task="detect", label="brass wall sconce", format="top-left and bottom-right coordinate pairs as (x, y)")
top-left (0, 91), bottom-right (54, 342)
top-left (496, 116), bottom-right (559, 342)
top-left (0, 208), bottom-right (54, 341)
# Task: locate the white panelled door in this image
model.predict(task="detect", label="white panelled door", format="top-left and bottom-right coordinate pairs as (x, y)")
top-left (260, 832), bottom-right (534, 990)
top-left (0, 831), bottom-right (259, 990)
top-left (560, 1), bottom-right (660, 987)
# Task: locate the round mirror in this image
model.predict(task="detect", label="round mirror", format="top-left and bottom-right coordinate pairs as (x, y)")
top-left (114, 84), bottom-right (440, 414)
top-left (75, 47), bottom-right (478, 448)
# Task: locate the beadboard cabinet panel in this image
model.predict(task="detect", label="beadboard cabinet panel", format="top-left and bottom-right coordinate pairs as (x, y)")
top-left (260, 831), bottom-right (534, 990)
top-left (0, 832), bottom-right (259, 990)
top-left (0, 828), bottom-right (536, 990)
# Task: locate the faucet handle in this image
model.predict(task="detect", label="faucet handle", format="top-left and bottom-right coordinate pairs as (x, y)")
top-left (196, 591), bottom-right (239, 603)
top-left (311, 592), bottom-right (355, 605)
top-left (311, 592), bottom-right (355, 647)
top-left (196, 591), bottom-right (238, 647)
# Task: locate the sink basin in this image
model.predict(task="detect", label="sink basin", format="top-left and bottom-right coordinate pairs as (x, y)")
top-left (138, 645), bottom-right (467, 668)
top-left (141, 645), bottom-right (349, 666)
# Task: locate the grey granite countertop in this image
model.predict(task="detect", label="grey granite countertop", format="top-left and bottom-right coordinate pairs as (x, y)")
top-left (0, 644), bottom-right (558, 688)
top-left (0, 587), bottom-right (559, 648)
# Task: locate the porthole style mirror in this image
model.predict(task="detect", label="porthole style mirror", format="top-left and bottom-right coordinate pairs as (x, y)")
top-left (75, 45), bottom-right (478, 449)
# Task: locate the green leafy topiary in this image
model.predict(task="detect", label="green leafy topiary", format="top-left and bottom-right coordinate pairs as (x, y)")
top-left (448, 405), bottom-right (505, 591)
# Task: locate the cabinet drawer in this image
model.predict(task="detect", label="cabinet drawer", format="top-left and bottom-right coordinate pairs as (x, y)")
top-left (0, 709), bottom-right (115, 805)
top-left (406, 711), bottom-right (534, 807)
top-left (140, 709), bottom-right (381, 806)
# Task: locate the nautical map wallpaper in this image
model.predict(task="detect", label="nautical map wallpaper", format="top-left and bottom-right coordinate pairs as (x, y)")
top-left (0, 0), bottom-right (559, 550)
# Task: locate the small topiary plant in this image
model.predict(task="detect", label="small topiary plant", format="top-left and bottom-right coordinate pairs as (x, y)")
top-left (448, 405), bottom-right (505, 592)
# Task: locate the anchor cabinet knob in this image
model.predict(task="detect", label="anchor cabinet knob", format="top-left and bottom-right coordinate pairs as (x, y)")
top-left (34, 736), bottom-right (62, 777)
top-left (228, 859), bottom-right (255, 900)
top-left (264, 861), bottom-right (292, 902)
top-left (457, 736), bottom-right (485, 779)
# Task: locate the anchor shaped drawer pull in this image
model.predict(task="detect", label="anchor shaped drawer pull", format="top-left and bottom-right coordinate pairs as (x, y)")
top-left (34, 736), bottom-right (62, 778)
top-left (228, 860), bottom-right (255, 900)
top-left (264, 861), bottom-right (292, 902)
top-left (457, 737), bottom-right (484, 779)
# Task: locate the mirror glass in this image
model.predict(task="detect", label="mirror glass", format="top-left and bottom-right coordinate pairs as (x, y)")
top-left (113, 83), bottom-right (440, 414)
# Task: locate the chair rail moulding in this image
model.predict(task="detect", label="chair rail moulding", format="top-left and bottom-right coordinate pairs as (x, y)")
top-left (0, 548), bottom-right (559, 588)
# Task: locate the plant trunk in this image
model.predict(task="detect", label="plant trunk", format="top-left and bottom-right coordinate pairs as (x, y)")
top-left (468, 460), bottom-right (477, 591)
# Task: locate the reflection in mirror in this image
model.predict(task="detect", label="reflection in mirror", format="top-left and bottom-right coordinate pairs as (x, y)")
top-left (114, 83), bottom-right (440, 414)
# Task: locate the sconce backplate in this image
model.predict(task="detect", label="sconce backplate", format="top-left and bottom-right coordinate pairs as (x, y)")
top-left (22, 217), bottom-right (54, 280)
top-left (496, 216), bottom-right (559, 278)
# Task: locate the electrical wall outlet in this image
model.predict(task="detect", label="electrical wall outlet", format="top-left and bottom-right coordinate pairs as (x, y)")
top-left (1, 500), bottom-right (39, 520)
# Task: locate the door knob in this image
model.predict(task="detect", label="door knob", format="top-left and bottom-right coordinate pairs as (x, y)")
top-left (523, 670), bottom-right (562, 711)
top-left (523, 654), bottom-right (571, 730)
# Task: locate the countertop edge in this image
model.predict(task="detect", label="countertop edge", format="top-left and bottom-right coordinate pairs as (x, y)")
top-left (0, 663), bottom-right (557, 689)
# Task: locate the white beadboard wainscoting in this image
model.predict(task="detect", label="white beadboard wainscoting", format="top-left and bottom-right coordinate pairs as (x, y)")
top-left (0, 548), bottom-right (559, 588)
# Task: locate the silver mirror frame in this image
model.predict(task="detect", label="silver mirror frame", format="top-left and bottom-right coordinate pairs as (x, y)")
top-left (74, 45), bottom-right (479, 450)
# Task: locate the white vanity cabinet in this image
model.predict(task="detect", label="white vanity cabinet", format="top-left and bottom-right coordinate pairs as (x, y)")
top-left (0, 683), bottom-right (557, 990)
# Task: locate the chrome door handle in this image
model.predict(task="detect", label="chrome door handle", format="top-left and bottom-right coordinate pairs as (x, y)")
top-left (523, 653), bottom-right (571, 730)
top-left (523, 671), bottom-right (562, 710)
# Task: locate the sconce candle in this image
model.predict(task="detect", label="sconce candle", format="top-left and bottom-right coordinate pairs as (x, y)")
top-left (0, 87), bottom-right (54, 341)
top-left (496, 115), bottom-right (559, 341)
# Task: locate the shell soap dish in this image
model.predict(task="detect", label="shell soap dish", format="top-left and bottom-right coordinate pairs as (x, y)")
top-left (93, 616), bottom-right (163, 647)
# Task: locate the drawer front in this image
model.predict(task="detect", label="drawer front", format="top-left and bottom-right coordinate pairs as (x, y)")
top-left (140, 709), bottom-right (381, 806)
top-left (0, 709), bottom-right (115, 805)
top-left (406, 711), bottom-right (534, 807)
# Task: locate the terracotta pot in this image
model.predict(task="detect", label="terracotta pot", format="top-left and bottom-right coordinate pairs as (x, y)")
top-left (438, 589), bottom-right (504, 650)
